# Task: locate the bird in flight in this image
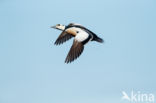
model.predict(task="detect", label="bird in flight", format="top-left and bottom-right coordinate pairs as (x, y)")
top-left (51, 23), bottom-right (104, 63)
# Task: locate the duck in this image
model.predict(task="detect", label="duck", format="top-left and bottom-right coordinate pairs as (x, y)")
top-left (51, 23), bottom-right (104, 63)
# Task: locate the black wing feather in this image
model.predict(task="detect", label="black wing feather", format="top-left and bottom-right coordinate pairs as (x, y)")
top-left (65, 40), bottom-right (84, 63)
top-left (55, 31), bottom-right (73, 45)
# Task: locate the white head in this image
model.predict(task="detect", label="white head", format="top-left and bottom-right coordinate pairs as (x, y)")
top-left (51, 24), bottom-right (65, 31)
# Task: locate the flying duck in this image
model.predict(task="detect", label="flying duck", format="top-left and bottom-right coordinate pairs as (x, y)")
top-left (51, 23), bottom-right (104, 63)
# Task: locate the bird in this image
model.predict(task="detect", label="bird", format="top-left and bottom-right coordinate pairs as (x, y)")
top-left (51, 23), bottom-right (104, 63)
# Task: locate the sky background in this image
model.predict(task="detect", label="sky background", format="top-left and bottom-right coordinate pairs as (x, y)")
top-left (0, 0), bottom-right (156, 103)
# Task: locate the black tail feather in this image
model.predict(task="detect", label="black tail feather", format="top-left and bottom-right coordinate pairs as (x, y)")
top-left (93, 37), bottom-right (104, 43)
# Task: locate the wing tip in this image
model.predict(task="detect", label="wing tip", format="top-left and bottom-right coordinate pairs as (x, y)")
top-left (64, 59), bottom-right (71, 64)
top-left (54, 41), bottom-right (63, 45)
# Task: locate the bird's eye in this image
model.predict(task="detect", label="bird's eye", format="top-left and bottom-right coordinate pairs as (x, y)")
top-left (76, 31), bottom-right (79, 33)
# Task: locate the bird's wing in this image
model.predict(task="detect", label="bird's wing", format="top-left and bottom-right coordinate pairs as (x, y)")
top-left (65, 40), bottom-right (84, 63)
top-left (70, 24), bottom-right (98, 38)
top-left (55, 31), bottom-right (74, 45)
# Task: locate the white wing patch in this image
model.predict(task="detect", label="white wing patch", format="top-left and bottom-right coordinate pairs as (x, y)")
top-left (75, 28), bottom-right (89, 42)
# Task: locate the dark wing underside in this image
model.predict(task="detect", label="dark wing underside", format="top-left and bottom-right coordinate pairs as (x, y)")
top-left (65, 40), bottom-right (84, 63)
top-left (55, 31), bottom-right (73, 45)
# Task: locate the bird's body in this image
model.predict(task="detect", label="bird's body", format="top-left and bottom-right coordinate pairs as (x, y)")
top-left (51, 23), bottom-right (104, 63)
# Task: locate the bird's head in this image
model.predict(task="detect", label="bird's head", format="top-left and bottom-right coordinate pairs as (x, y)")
top-left (51, 24), bottom-right (65, 31)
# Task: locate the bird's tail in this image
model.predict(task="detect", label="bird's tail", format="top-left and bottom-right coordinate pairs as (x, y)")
top-left (93, 36), bottom-right (104, 43)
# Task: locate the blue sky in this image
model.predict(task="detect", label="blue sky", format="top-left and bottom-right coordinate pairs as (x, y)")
top-left (0, 0), bottom-right (156, 103)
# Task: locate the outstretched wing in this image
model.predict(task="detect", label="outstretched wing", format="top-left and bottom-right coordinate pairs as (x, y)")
top-left (65, 40), bottom-right (84, 63)
top-left (55, 31), bottom-right (73, 45)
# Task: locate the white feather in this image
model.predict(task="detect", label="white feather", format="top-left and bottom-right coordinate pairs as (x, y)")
top-left (75, 28), bottom-right (89, 42)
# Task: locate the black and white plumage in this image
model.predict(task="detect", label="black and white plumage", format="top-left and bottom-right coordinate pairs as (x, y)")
top-left (51, 23), bottom-right (104, 63)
